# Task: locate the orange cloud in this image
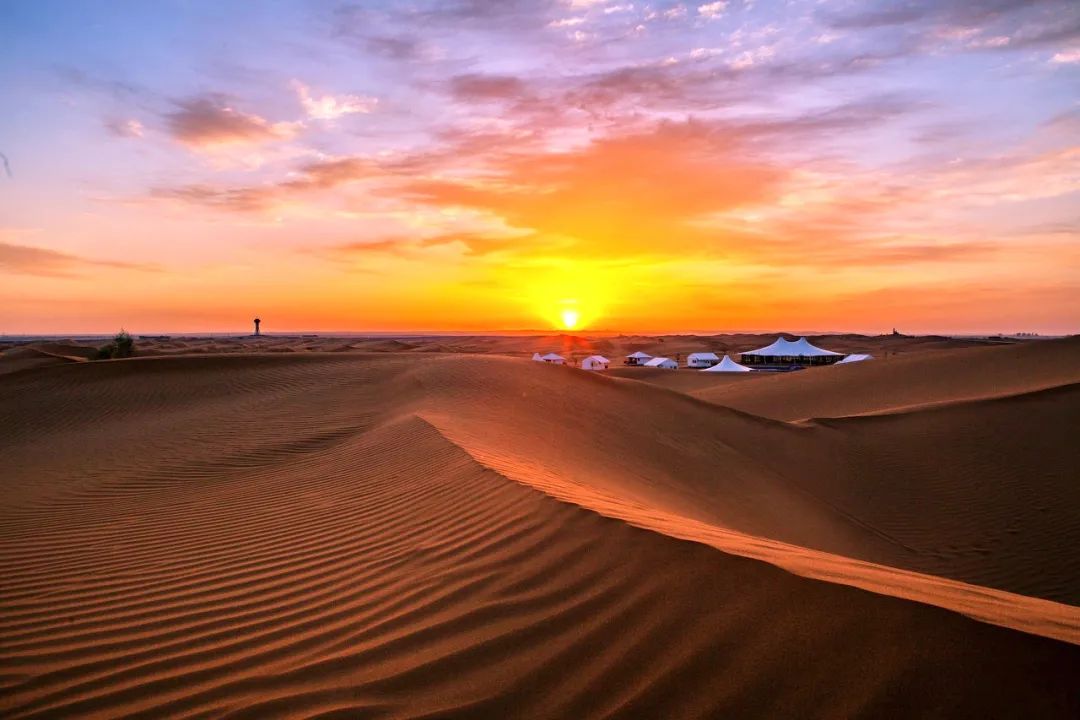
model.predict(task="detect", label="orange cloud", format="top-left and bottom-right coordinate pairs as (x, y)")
top-left (0, 240), bottom-right (157, 277)
top-left (399, 121), bottom-right (784, 255)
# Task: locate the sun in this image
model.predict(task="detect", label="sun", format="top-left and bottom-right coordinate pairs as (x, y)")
top-left (560, 308), bottom-right (580, 330)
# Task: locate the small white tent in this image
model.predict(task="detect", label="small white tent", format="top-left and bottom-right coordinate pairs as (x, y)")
top-left (540, 352), bottom-right (565, 365)
top-left (837, 353), bottom-right (873, 364)
top-left (644, 357), bottom-right (677, 369)
top-left (625, 351), bottom-right (652, 366)
top-left (531, 352), bottom-right (544, 362)
top-left (701, 355), bottom-right (751, 372)
top-left (687, 352), bottom-right (720, 368)
top-left (581, 355), bottom-right (610, 370)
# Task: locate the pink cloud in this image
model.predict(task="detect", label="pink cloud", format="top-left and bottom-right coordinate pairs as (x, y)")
top-left (292, 81), bottom-right (377, 120)
top-left (165, 96), bottom-right (298, 149)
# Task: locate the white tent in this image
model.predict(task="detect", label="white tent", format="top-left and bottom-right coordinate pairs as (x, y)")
top-left (701, 355), bottom-right (751, 372)
top-left (742, 336), bottom-right (842, 357)
top-left (581, 355), bottom-right (610, 370)
top-left (837, 353), bottom-right (873, 364)
top-left (644, 357), bottom-right (677, 369)
top-left (687, 352), bottom-right (720, 368)
top-left (540, 352), bottom-right (565, 365)
top-left (740, 336), bottom-right (842, 366)
top-left (625, 351), bottom-right (652, 366)
top-left (531, 352), bottom-right (544, 362)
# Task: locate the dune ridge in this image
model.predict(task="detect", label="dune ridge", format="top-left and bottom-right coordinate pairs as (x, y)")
top-left (427, 416), bottom-right (1080, 644)
top-left (2, 349), bottom-right (1079, 717)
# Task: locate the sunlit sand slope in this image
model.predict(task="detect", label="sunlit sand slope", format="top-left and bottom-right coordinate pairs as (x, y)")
top-left (1, 354), bottom-right (1078, 718)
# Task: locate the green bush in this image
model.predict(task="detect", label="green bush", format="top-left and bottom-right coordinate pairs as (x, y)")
top-left (96, 329), bottom-right (135, 360)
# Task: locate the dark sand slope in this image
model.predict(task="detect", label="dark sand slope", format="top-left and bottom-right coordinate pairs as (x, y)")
top-left (2, 354), bottom-right (1079, 718)
top-left (751, 383), bottom-right (1080, 603)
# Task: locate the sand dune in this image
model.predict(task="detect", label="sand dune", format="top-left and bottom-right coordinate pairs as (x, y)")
top-left (397, 355), bottom-right (1080, 604)
top-left (2, 350), bottom-right (1078, 717)
top-left (0, 343), bottom-right (96, 376)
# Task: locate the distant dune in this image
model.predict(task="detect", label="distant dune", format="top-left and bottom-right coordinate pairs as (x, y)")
top-left (1, 338), bottom-right (1078, 717)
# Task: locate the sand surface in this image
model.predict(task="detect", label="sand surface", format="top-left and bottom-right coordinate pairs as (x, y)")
top-left (2, 335), bottom-right (1078, 718)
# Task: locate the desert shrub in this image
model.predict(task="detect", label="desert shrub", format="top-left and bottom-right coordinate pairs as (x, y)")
top-left (95, 329), bottom-right (135, 360)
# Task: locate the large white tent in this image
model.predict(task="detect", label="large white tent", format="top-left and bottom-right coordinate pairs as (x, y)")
top-left (687, 352), bottom-right (720, 368)
top-left (743, 336), bottom-right (841, 357)
top-left (625, 351), bottom-right (652, 366)
top-left (701, 355), bottom-right (751, 372)
top-left (740, 336), bottom-right (842, 366)
top-left (581, 355), bottom-right (610, 370)
top-left (837, 353), bottom-right (873, 364)
top-left (644, 357), bottom-right (677, 369)
top-left (540, 352), bottom-right (565, 365)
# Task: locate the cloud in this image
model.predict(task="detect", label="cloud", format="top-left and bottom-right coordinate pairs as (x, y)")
top-left (292, 81), bottom-right (377, 120)
top-left (554, 48), bottom-right (922, 116)
top-left (821, 0), bottom-right (1080, 56)
top-left (448, 73), bottom-right (530, 102)
top-left (697, 2), bottom-right (726, 20)
top-left (821, 0), bottom-right (1055, 30)
top-left (929, 145), bottom-right (1080, 203)
top-left (0, 240), bottom-right (156, 277)
top-left (1052, 48), bottom-right (1080, 63)
top-left (149, 184), bottom-right (275, 213)
top-left (165, 95), bottom-right (298, 149)
top-left (397, 120), bottom-right (784, 255)
top-left (152, 156), bottom-right (377, 212)
top-left (327, 230), bottom-right (544, 260)
top-left (104, 118), bottom-right (144, 138)
top-left (282, 157), bottom-right (376, 190)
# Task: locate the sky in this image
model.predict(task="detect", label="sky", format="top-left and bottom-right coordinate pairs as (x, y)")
top-left (1, 0), bottom-right (1078, 335)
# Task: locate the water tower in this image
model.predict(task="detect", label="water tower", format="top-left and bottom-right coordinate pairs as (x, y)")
top-left (254, 317), bottom-right (261, 336)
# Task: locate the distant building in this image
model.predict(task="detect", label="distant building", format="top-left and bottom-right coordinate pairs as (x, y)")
top-left (581, 355), bottom-right (610, 370)
top-left (531, 352), bottom-right (544, 362)
top-left (687, 351), bottom-right (720, 368)
top-left (540, 352), bottom-right (565, 365)
top-left (625, 351), bottom-right (652, 366)
top-left (740, 337), bottom-right (842, 367)
top-left (644, 357), bottom-right (678, 369)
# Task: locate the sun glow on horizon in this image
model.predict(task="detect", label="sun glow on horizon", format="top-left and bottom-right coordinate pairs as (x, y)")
top-left (521, 261), bottom-right (622, 333)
